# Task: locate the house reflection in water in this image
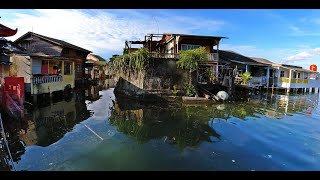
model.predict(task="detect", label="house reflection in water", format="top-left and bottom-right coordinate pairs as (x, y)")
top-left (253, 93), bottom-right (319, 119)
top-left (19, 87), bottom-right (92, 147)
top-left (109, 93), bottom-right (320, 150)
top-left (109, 98), bottom-right (222, 150)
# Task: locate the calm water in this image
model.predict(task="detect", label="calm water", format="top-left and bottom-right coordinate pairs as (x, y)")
top-left (2, 85), bottom-right (320, 171)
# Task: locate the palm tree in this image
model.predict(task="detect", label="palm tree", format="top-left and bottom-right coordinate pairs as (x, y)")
top-left (240, 71), bottom-right (252, 85)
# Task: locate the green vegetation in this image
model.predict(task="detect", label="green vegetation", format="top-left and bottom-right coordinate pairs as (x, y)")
top-left (208, 69), bottom-right (215, 83)
top-left (123, 48), bottom-right (129, 55)
top-left (184, 82), bottom-right (196, 97)
top-left (240, 71), bottom-right (253, 85)
top-left (110, 48), bottom-right (150, 72)
top-left (176, 47), bottom-right (207, 96)
top-left (109, 105), bottom-right (222, 150)
top-left (172, 85), bottom-right (178, 96)
top-left (176, 47), bottom-right (208, 82)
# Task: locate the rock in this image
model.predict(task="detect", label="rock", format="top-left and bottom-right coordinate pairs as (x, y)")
top-left (216, 91), bottom-right (229, 101)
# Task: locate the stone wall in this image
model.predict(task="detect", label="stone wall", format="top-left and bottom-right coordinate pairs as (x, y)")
top-left (144, 58), bottom-right (192, 90)
top-left (114, 58), bottom-right (195, 98)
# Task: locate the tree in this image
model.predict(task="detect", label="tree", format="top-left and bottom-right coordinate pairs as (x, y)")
top-left (176, 47), bottom-right (208, 96)
top-left (240, 71), bottom-right (253, 85)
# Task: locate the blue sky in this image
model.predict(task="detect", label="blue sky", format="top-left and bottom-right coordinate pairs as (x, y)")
top-left (1, 9), bottom-right (320, 69)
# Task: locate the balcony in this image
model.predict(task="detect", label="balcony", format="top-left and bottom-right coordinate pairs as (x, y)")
top-left (247, 76), bottom-right (267, 87)
top-left (32, 75), bottom-right (63, 85)
top-left (150, 53), bottom-right (179, 59)
top-left (150, 52), bottom-right (219, 61)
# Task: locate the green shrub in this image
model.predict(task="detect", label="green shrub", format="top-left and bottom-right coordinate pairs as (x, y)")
top-left (184, 82), bottom-right (196, 97)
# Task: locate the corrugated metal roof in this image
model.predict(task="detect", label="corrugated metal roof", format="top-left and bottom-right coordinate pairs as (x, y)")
top-left (15, 32), bottom-right (91, 53)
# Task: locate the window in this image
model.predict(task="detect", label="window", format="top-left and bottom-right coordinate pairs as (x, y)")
top-left (297, 72), bottom-right (301, 79)
top-left (76, 64), bottom-right (82, 73)
top-left (293, 72), bottom-right (297, 78)
top-left (64, 61), bottom-right (72, 75)
top-left (41, 60), bottom-right (49, 75)
top-left (280, 71), bottom-right (285, 77)
top-left (181, 44), bottom-right (201, 51)
top-left (304, 73), bottom-right (308, 79)
top-left (51, 61), bottom-right (62, 74)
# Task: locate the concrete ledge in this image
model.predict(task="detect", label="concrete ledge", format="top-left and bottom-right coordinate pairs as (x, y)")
top-left (182, 96), bottom-right (213, 103)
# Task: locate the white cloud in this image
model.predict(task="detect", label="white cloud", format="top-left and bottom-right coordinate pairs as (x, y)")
top-left (285, 48), bottom-right (320, 61)
top-left (286, 51), bottom-right (313, 61)
top-left (3, 9), bottom-right (225, 59)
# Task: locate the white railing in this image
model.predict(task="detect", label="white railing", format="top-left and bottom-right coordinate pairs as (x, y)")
top-left (248, 76), bottom-right (267, 87)
top-left (150, 53), bottom-right (179, 59)
top-left (207, 53), bottom-right (218, 61)
top-left (32, 75), bottom-right (63, 85)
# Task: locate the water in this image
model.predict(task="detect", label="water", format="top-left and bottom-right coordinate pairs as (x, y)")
top-left (2, 86), bottom-right (320, 171)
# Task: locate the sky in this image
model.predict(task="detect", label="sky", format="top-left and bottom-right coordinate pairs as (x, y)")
top-left (1, 9), bottom-right (320, 69)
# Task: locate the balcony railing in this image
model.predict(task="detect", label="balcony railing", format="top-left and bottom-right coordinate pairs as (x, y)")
top-left (150, 53), bottom-right (179, 59)
top-left (207, 53), bottom-right (219, 61)
top-left (32, 75), bottom-right (63, 85)
top-left (150, 52), bottom-right (219, 61)
top-left (247, 76), bottom-right (267, 87)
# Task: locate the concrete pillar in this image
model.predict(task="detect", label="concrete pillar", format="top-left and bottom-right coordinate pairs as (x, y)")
top-left (266, 66), bottom-right (270, 87)
top-left (310, 88), bottom-right (312, 93)
top-left (286, 88), bottom-right (290, 94)
top-left (288, 69), bottom-right (292, 93)
top-left (316, 88), bottom-right (319, 94)
top-left (304, 88), bottom-right (307, 93)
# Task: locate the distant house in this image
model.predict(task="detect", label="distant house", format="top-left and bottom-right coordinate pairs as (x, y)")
top-left (249, 57), bottom-right (320, 93)
top-left (216, 50), bottom-right (271, 87)
top-left (216, 50), bottom-right (320, 92)
top-left (261, 62), bottom-right (319, 93)
top-left (13, 32), bottom-right (91, 96)
top-left (86, 54), bottom-right (107, 79)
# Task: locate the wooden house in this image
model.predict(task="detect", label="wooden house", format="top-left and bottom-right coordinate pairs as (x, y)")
top-left (13, 32), bottom-right (91, 97)
top-left (125, 33), bottom-right (227, 83)
top-left (86, 54), bottom-right (107, 80)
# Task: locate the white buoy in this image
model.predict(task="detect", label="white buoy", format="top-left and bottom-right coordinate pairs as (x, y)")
top-left (216, 91), bottom-right (229, 101)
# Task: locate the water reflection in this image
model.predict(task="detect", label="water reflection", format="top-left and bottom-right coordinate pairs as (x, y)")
top-left (1, 86), bottom-right (102, 166)
top-left (1, 84), bottom-right (319, 170)
top-left (110, 100), bottom-right (221, 149)
top-left (254, 93), bottom-right (319, 118)
top-left (109, 93), bottom-right (320, 150)
top-left (21, 88), bottom-right (92, 147)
